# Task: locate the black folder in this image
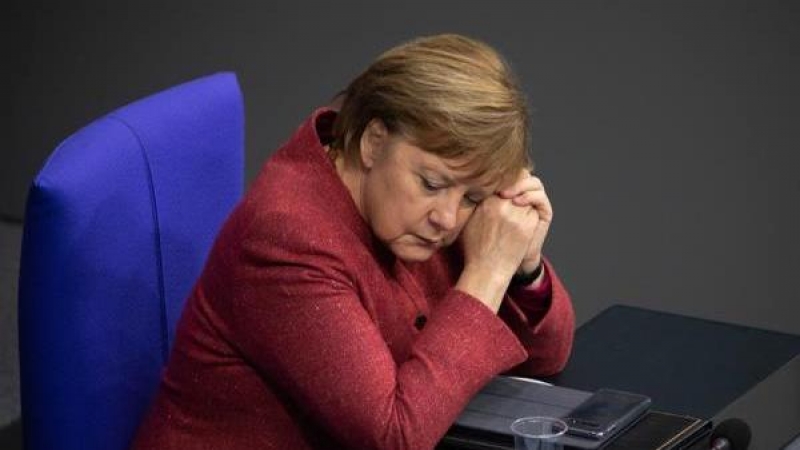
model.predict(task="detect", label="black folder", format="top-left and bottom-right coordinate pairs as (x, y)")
top-left (439, 377), bottom-right (709, 450)
top-left (443, 377), bottom-right (591, 449)
top-left (602, 410), bottom-right (711, 450)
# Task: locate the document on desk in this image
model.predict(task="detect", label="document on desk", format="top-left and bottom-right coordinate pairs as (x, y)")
top-left (503, 376), bottom-right (553, 386)
top-left (443, 376), bottom-right (614, 449)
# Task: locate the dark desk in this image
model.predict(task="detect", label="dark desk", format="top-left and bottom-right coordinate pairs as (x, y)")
top-left (548, 305), bottom-right (800, 449)
top-left (712, 354), bottom-right (800, 449)
top-left (442, 305), bottom-right (800, 449)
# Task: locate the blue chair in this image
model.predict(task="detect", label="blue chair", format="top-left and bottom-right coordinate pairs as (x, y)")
top-left (17, 72), bottom-right (244, 450)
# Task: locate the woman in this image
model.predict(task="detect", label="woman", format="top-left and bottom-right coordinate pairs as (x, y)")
top-left (132, 34), bottom-right (574, 449)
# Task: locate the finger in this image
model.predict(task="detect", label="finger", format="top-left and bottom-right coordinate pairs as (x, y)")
top-left (499, 175), bottom-right (544, 198)
top-left (510, 191), bottom-right (553, 221)
top-left (531, 214), bottom-right (552, 246)
top-left (510, 189), bottom-right (547, 207)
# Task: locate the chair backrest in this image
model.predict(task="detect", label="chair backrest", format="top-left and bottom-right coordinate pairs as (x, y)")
top-left (17, 72), bottom-right (244, 450)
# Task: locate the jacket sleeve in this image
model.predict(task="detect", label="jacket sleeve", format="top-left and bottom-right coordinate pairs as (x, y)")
top-left (500, 258), bottom-right (576, 377)
top-left (220, 214), bottom-right (528, 450)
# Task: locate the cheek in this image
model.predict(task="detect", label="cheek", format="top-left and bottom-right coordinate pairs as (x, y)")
top-left (365, 179), bottom-right (419, 238)
top-left (385, 182), bottom-right (432, 226)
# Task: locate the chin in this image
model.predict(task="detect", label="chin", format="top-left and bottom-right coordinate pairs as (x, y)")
top-left (391, 244), bottom-right (437, 262)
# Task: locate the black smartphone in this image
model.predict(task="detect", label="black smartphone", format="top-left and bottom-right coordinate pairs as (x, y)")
top-left (562, 388), bottom-right (652, 440)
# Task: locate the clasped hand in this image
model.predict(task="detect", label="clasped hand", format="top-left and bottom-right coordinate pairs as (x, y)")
top-left (460, 169), bottom-right (553, 279)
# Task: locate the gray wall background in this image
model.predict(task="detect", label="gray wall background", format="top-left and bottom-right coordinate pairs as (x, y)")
top-left (4, 0), bottom-right (800, 335)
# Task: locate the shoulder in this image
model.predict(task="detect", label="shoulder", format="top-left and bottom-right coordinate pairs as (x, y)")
top-left (202, 189), bottom-right (363, 310)
top-left (228, 185), bottom-right (357, 267)
top-left (226, 109), bottom-right (362, 253)
top-left (203, 107), bottom-right (380, 287)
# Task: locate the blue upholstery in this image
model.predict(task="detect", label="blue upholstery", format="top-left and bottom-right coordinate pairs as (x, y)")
top-left (18, 72), bottom-right (244, 450)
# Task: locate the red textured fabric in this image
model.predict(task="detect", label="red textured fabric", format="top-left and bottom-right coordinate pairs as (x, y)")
top-left (131, 109), bottom-right (575, 450)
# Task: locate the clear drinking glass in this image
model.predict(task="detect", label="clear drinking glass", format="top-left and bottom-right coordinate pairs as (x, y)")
top-left (510, 416), bottom-right (568, 450)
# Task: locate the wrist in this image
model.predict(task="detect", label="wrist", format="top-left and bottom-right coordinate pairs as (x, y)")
top-left (457, 264), bottom-right (516, 312)
top-left (511, 259), bottom-right (544, 287)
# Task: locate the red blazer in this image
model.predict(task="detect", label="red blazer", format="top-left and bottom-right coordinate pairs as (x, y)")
top-left (132, 109), bottom-right (575, 450)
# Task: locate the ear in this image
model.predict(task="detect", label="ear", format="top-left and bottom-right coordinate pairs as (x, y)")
top-left (359, 119), bottom-right (389, 169)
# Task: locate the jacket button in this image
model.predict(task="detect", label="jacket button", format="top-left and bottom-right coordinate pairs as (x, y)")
top-left (414, 315), bottom-right (427, 330)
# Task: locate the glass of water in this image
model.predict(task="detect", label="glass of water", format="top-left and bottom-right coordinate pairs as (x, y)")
top-left (510, 416), bottom-right (568, 450)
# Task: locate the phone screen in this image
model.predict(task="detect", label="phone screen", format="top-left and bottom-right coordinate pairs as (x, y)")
top-left (563, 389), bottom-right (651, 440)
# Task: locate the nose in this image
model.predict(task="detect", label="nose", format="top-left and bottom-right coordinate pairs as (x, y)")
top-left (429, 192), bottom-right (460, 231)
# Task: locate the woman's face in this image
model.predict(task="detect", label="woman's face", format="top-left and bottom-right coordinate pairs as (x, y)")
top-left (356, 120), bottom-right (495, 262)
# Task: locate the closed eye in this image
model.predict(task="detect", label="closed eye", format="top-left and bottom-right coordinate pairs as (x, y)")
top-left (420, 174), bottom-right (485, 208)
top-left (420, 176), bottom-right (445, 192)
top-left (461, 194), bottom-right (483, 208)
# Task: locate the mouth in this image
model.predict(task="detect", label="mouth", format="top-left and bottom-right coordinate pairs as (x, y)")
top-left (416, 235), bottom-right (442, 246)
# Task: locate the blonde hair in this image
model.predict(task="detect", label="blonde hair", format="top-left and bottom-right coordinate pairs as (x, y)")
top-left (331, 34), bottom-right (531, 186)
